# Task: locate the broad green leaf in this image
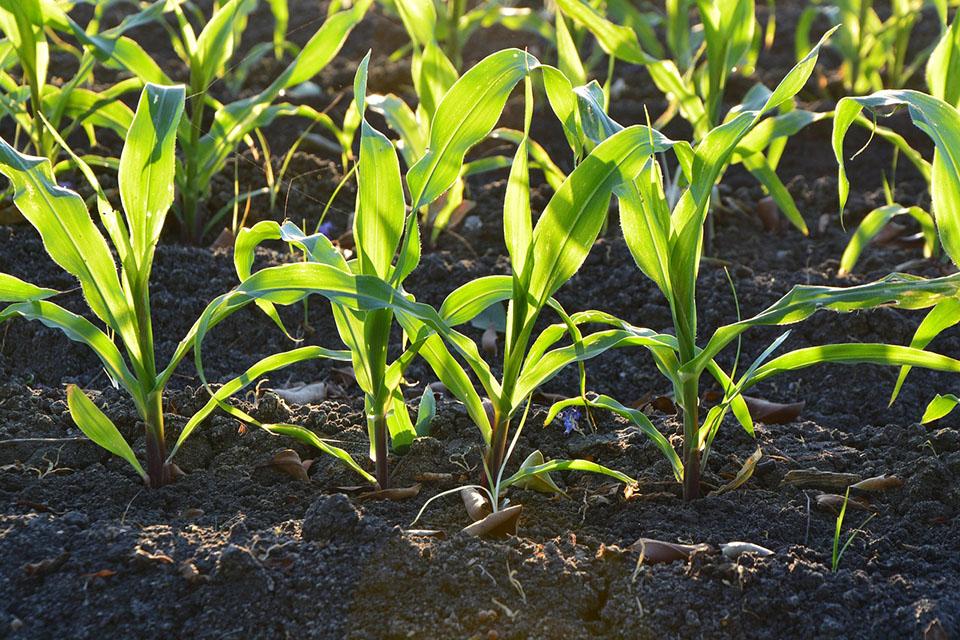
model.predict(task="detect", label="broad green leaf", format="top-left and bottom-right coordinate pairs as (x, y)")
top-left (921, 393), bottom-right (959, 423)
top-left (553, 0), bottom-right (652, 65)
top-left (119, 84), bottom-right (185, 270)
top-left (415, 386), bottom-right (436, 436)
top-left (0, 137), bottom-right (141, 368)
top-left (839, 204), bottom-right (935, 275)
top-left (170, 345), bottom-right (350, 459)
top-left (407, 48), bottom-right (540, 210)
top-left (265, 424), bottom-right (376, 484)
top-left (927, 10), bottom-right (960, 107)
top-left (509, 449), bottom-right (565, 494)
top-left (890, 297), bottom-right (960, 404)
top-left (0, 273), bottom-right (57, 301)
top-left (193, 0), bottom-right (257, 92)
top-left (353, 53), bottom-right (405, 280)
top-left (833, 91), bottom-right (960, 265)
top-left (502, 457), bottom-right (635, 488)
top-left (67, 385), bottom-right (147, 481)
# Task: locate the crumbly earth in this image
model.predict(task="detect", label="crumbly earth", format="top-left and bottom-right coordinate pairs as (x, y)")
top-left (1, 2), bottom-right (959, 639)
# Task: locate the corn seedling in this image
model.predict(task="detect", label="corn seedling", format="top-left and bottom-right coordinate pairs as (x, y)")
top-left (71, 0), bottom-right (370, 243)
top-left (834, 89), bottom-right (960, 423)
top-left (796, 0), bottom-right (948, 94)
top-left (544, 36), bottom-right (960, 501)
top-left (185, 49), bottom-right (638, 508)
top-left (0, 84), bottom-right (231, 488)
top-left (831, 488), bottom-right (876, 572)
top-left (0, 0), bottom-right (142, 166)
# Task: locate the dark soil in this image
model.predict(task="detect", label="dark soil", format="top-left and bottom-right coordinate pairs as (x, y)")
top-left (1, 1), bottom-right (959, 639)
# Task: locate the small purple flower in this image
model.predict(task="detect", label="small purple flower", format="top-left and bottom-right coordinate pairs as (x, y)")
top-left (560, 408), bottom-right (581, 435)
top-left (317, 221), bottom-right (336, 238)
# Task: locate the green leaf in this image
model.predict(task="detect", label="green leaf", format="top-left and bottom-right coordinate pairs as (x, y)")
top-left (839, 204), bottom-right (935, 275)
top-left (921, 393), bottom-right (959, 423)
top-left (546, 394), bottom-right (683, 482)
top-left (890, 297), bottom-right (960, 404)
top-left (407, 49), bottom-right (541, 210)
top-left (119, 84), bottom-right (185, 270)
top-left (0, 273), bottom-right (57, 301)
top-left (193, 0), bottom-right (257, 92)
top-left (67, 385), bottom-right (147, 481)
top-left (508, 449), bottom-right (566, 494)
top-left (927, 10), bottom-right (960, 107)
top-left (415, 386), bottom-right (436, 436)
top-left (265, 424), bottom-right (376, 484)
top-left (353, 53), bottom-right (406, 280)
top-left (502, 456), bottom-right (635, 489)
top-left (833, 91), bottom-right (960, 265)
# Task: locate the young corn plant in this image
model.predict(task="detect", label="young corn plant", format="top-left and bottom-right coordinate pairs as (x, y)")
top-left (833, 89), bottom-right (960, 423)
top-left (796, 0), bottom-right (947, 94)
top-left (71, 0), bottom-right (371, 243)
top-left (0, 83), bottom-right (228, 488)
top-left (185, 49), bottom-right (640, 509)
top-left (543, 38), bottom-right (960, 501)
top-left (0, 0), bottom-right (141, 166)
top-left (175, 53), bottom-right (433, 489)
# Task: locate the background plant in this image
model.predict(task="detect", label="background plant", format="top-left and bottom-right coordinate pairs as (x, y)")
top-left (0, 0), bottom-right (141, 168)
top-left (833, 88), bottom-right (960, 422)
top-left (796, 0), bottom-right (948, 94)
top-left (71, 0), bottom-right (370, 243)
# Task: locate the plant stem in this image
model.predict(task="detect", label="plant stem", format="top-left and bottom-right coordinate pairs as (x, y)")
top-left (144, 390), bottom-right (169, 488)
top-left (680, 375), bottom-right (701, 500)
top-left (447, 0), bottom-right (467, 68)
top-left (484, 412), bottom-right (510, 490)
top-left (372, 411), bottom-right (390, 489)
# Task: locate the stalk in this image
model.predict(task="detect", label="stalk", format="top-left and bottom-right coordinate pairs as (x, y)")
top-left (484, 412), bottom-right (510, 489)
top-left (447, 0), bottom-right (467, 68)
top-left (679, 375), bottom-right (700, 500)
top-left (372, 410), bottom-right (390, 489)
top-left (144, 390), bottom-right (169, 488)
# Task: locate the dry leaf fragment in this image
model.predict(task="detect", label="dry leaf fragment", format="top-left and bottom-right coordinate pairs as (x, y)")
top-left (850, 474), bottom-right (903, 493)
top-left (721, 541), bottom-right (774, 559)
top-left (711, 448), bottom-right (762, 495)
top-left (782, 469), bottom-right (861, 490)
top-left (357, 484), bottom-right (422, 501)
top-left (461, 487), bottom-right (492, 522)
top-left (82, 569), bottom-right (117, 579)
top-left (815, 493), bottom-right (873, 514)
top-left (209, 228), bottom-right (236, 252)
top-left (404, 529), bottom-right (447, 539)
top-left (482, 325), bottom-right (498, 359)
top-left (756, 196), bottom-right (781, 232)
top-left (743, 396), bottom-right (805, 424)
top-left (630, 538), bottom-right (713, 564)
top-left (462, 505), bottom-right (522, 539)
top-left (271, 382), bottom-right (327, 405)
top-left (23, 551), bottom-right (69, 577)
top-left (270, 449), bottom-right (309, 482)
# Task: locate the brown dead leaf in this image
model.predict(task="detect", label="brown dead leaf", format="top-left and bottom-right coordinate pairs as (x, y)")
top-left (743, 396), bottom-right (805, 424)
top-left (209, 228), bottom-right (236, 252)
top-left (711, 448), bottom-right (762, 495)
top-left (270, 449), bottom-right (309, 482)
top-left (873, 221), bottom-right (907, 245)
top-left (630, 538), bottom-right (714, 564)
top-left (782, 469), bottom-right (861, 491)
top-left (756, 196), bottom-right (781, 232)
top-left (462, 504), bottom-right (522, 539)
top-left (721, 541), bottom-right (774, 559)
top-left (850, 474), bottom-right (903, 493)
top-left (650, 395), bottom-right (677, 414)
top-left (815, 493), bottom-right (873, 514)
top-left (23, 551), bottom-right (69, 577)
top-left (461, 487), bottom-right (492, 522)
top-left (271, 382), bottom-right (327, 405)
top-left (82, 569), bottom-right (117, 579)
